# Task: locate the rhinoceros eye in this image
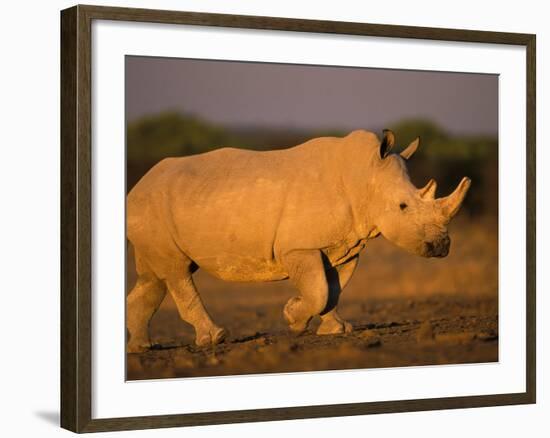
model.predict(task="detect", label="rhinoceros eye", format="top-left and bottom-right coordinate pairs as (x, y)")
top-left (399, 202), bottom-right (408, 211)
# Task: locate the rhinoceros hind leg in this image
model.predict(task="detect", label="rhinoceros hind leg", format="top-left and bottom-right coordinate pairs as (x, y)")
top-left (317, 310), bottom-right (353, 335)
top-left (166, 271), bottom-right (227, 347)
top-left (127, 272), bottom-right (167, 353)
top-left (282, 249), bottom-right (329, 333)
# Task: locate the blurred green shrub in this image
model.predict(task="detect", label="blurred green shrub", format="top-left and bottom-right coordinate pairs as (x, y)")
top-left (127, 112), bottom-right (233, 160)
top-left (389, 119), bottom-right (497, 161)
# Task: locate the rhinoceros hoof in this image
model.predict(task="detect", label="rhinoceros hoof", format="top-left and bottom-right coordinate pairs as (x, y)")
top-left (288, 321), bottom-right (309, 334)
top-left (283, 297), bottom-right (309, 333)
top-left (195, 326), bottom-right (227, 347)
top-left (316, 318), bottom-right (353, 335)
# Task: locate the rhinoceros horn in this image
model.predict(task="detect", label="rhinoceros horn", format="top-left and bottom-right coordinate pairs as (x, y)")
top-left (419, 178), bottom-right (437, 199)
top-left (438, 177), bottom-right (472, 219)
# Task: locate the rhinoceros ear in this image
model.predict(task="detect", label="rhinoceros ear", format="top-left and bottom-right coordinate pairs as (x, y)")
top-left (400, 137), bottom-right (420, 160)
top-left (380, 129), bottom-right (395, 159)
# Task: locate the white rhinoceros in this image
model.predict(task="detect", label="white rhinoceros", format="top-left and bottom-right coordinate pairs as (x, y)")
top-left (126, 129), bottom-right (471, 352)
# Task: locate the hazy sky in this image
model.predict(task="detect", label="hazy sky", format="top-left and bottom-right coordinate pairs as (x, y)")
top-left (126, 56), bottom-right (498, 135)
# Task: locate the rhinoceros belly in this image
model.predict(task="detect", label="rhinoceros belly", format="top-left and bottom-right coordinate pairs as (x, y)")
top-left (194, 255), bottom-right (289, 282)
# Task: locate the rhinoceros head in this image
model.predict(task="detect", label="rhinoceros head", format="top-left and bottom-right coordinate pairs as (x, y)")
top-left (369, 130), bottom-right (471, 258)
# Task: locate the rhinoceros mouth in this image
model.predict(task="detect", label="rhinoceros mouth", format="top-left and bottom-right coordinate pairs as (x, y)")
top-left (423, 236), bottom-right (450, 258)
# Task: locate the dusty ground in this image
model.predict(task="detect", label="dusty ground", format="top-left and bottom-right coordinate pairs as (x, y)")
top-left (126, 219), bottom-right (498, 380)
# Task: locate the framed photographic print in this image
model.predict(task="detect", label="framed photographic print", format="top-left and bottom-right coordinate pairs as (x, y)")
top-left (60, 4), bottom-right (536, 433)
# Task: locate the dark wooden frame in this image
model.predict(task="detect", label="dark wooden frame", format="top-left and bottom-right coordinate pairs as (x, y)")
top-left (61, 4), bottom-right (536, 433)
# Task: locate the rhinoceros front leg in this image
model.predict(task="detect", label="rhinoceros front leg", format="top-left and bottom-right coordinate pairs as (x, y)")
top-left (282, 249), bottom-right (329, 333)
top-left (166, 272), bottom-right (227, 347)
top-left (317, 256), bottom-right (359, 335)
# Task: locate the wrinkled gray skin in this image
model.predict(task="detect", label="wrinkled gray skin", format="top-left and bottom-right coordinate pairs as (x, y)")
top-left (126, 129), bottom-right (471, 352)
